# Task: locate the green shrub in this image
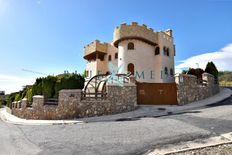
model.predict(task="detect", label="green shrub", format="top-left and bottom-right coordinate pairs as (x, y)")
top-left (54, 73), bottom-right (85, 98)
top-left (32, 78), bottom-right (43, 95)
top-left (187, 68), bottom-right (204, 80)
top-left (26, 88), bottom-right (33, 102)
top-left (7, 73), bottom-right (85, 108)
top-left (7, 92), bottom-right (17, 108)
top-left (42, 76), bottom-right (56, 98)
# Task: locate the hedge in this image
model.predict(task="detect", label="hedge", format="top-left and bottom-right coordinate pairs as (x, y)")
top-left (7, 73), bottom-right (85, 107)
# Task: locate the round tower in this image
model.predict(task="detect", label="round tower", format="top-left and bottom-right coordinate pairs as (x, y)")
top-left (113, 22), bottom-right (160, 82)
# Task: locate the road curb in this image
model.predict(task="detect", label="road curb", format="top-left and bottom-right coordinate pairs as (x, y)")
top-left (0, 108), bottom-right (84, 125)
top-left (147, 132), bottom-right (232, 155)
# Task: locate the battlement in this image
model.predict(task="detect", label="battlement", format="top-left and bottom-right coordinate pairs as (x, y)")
top-left (165, 29), bottom-right (173, 37)
top-left (113, 22), bottom-right (158, 47)
top-left (84, 40), bottom-right (108, 60)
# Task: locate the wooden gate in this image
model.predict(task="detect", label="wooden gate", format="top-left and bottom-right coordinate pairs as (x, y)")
top-left (137, 83), bottom-right (178, 105)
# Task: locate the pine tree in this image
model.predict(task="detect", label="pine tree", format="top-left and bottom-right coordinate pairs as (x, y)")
top-left (205, 61), bottom-right (219, 83)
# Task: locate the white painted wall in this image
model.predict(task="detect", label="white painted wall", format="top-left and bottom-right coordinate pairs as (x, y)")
top-left (118, 39), bottom-right (164, 83)
top-left (86, 36), bottom-right (175, 83)
top-left (157, 32), bottom-right (175, 82)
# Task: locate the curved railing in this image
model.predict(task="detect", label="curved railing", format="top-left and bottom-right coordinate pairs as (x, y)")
top-left (82, 72), bottom-right (132, 100)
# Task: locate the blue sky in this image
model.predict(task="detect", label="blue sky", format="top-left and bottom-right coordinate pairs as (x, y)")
top-left (1, 0), bottom-right (232, 93)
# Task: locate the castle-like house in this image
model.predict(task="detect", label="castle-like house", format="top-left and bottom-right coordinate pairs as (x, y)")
top-left (83, 22), bottom-right (175, 83)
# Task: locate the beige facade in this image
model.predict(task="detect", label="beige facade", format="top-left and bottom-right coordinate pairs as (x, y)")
top-left (84, 22), bottom-right (176, 83)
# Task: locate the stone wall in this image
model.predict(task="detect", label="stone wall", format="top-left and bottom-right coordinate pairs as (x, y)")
top-left (175, 73), bottom-right (219, 105)
top-left (12, 84), bottom-right (137, 120)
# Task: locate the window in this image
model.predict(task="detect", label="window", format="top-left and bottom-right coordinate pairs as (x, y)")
top-left (128, 42), bottom-right (134, 50)
top-left (167, 48), bottom-right (170, 56)
top-left (163, 46), bottom-right (167, 55)
top-left (127, 63), bottom-right (135, 75)
top-left (86, 70), bottom-right (89, 77)
top-left (164, 67), bottom-right (168, 75)
top-left (163, 46), bottom-right (170, 56)
top-left (170, 68), bottom-right (174, 76)
top-left (155, 46), bottom-right (160, 55)
top-left (115, 53), bottom-right (118, 59)
top-left (108, 55), bottom-right (111, 61)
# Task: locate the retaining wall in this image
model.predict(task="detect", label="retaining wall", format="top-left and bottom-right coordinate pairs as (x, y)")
top-left (12, 83), bottom-right (137, 120)
top-left (175, 73), bottom-right (219, 105)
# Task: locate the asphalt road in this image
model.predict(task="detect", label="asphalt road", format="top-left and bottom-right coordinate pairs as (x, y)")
top-left (0, 95), bottom-right (232, 155)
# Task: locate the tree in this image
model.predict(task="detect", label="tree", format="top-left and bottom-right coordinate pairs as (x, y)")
top-left (187, 68), bottom-right (204, 80)
top-left (205, 61), bottom-right (218, 82)
top-left (42, 76), bottom-right (56, 98)
top-left (181, 70), bottom-right (188, 74)
top-left (7, 73), bottom-right (85, 108)
top-left (26, 88), bottom-right (33, 102)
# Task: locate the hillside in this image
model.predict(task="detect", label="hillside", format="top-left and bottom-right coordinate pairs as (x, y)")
top-left (218, 71), bottom-right (232, 87)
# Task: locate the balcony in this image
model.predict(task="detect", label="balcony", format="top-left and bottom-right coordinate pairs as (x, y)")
top-left (84, 40), bottom-right (108, 60)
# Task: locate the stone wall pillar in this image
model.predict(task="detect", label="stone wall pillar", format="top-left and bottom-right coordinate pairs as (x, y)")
top-left (57, 89), bottom-right (82, 119)
top-left (21, 98), bottom-right (28, 109)
top-left (107, 83), bottom-right (137, 112)
top-left (17, 101), bottom-right (21, 108)
top-left (12, 102), bottom-right (14, 109)
top-left (58, 89), bottom-right (82, 104)
top-left (202, 73), bottom-right (214, 86)
top-left (175, 74), bottom-right (198, 105)
top-left (32, 95), bottom-right (45, 108)
top-left (202, 72), bottom-right (219, 95)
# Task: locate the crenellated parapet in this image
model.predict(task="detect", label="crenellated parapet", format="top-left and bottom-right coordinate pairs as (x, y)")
top-left (113, 22), bottom-right (158, 47)
top-left (84, 40), bottom-right (108, 60)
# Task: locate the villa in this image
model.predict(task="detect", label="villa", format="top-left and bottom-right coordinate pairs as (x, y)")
top-left (83, 22), bottom-right (176, 83)
top-left (11, 23), bottom-right (219, 120)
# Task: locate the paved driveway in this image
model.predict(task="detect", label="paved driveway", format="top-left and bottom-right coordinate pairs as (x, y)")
top-left (0, 95), bottom-right (232, 155)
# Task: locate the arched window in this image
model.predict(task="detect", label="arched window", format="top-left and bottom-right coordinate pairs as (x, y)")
top-left (128, 42), bottom-right (134, 50)
top-left (164, 67), bottom-right (168, 75)
top-left (108, 55), bottom-right (111, 61)
top-left (127, 63), bottom-right (135, 75)
top-left (170, 68), bottom-right (174, 76)
top-left (115, 53), bottom-right (118, 59)
top-left (155, 46), bottom-right (160, 55)
top-left (167, 48), bottom-right (170, 56)
top-left (163, 46), bottom-right (167, 55)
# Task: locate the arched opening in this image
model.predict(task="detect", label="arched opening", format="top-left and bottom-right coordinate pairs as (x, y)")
top-left (108, 55), bottom-right (112, 61)
top-left (128, 42), bottom-right (134, 50)
top-left (155, 46), bottom-right (160, 55)
top-left (167, 48), bottom-right (170, 56)
top-left (127, 63), bottom-right (135, 75)
top-left (164, 67), bottom-right (168, 75)
top-left (163, 46), bottom-right (167, 56)
top-left (170, 68), bottom-right (174, 76)
top-left (163, 46), bottom-right (170, 56)
top-left (115, 52), bottom-right (118, 59)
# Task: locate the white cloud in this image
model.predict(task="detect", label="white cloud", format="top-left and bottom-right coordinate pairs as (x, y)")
top-left (175, 43), bottom-right (232, 73)
top-left (0, 74), bottom-right (35, 94)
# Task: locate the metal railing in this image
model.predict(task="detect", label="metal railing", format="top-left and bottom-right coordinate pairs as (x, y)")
top-left (44, 98), bottom-right (58, 105)
top-left (82, 73), bottom-right (132, 100)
